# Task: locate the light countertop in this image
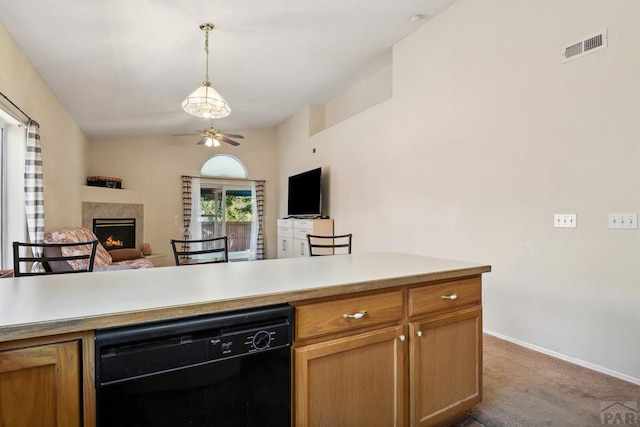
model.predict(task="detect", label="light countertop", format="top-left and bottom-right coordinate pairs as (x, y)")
top-left (0, 252), bottom-right (490, 342)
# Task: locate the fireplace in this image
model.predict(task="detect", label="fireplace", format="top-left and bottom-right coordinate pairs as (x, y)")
top-left (93, 218), bottom-right (136, 251)
top-left (83, 203), bottom-right (143, 251)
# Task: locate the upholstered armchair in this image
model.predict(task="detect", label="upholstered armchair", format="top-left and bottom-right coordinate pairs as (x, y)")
top-left (44, 227), bottom-right (153, 272)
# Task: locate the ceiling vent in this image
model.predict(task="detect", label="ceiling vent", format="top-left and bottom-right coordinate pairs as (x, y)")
top-left (562, 29), bottom-right (608, 63)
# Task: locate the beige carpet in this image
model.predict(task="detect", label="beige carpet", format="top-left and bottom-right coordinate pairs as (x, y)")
top-left (470, 334), bottom-right (640, 426)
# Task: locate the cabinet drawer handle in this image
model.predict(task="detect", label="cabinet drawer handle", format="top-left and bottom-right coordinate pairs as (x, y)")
top-left (416, 331), bottom-right (423, 337)
top-left (343, 311), bottom-right (367, 320)
top-left (399, 335), bottom-right (406, 342)
top-left (441, 293), bottom-right (458, 300)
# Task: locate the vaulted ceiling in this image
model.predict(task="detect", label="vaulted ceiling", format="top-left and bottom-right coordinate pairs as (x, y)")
top-left (1, 0), bottom-right (458, 141)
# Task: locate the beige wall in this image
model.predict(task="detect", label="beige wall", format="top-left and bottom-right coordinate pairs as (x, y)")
top-left (85, 130), bottom-right (279, 265)
top-left (0, 26), bottom-right (89, 235)
top-left (276, 0), bottom-right (640, 382)
top-left (324, 64), bottom-right (392, 128)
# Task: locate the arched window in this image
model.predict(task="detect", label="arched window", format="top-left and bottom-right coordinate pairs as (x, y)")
top-left (200, 154), bottom-right (247, 178)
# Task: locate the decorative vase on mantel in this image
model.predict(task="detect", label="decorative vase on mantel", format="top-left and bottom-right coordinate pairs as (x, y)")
top-left (142, 243), bottom-right (152, 256)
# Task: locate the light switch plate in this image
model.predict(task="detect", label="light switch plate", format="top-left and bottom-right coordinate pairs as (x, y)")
top-left (608, 213), bottom-right (638, 229)
top-left (554, 214), bottom-right (577, 228)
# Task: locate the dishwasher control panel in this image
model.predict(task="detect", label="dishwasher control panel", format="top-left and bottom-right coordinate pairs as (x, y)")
top-left (209, 321), bottom-right (291, 359)
top-left (95, 304), bottom-right (293, 386)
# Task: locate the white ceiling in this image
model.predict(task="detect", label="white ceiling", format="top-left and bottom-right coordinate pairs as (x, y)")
top-left (0, 0), bottom-right (458, 141)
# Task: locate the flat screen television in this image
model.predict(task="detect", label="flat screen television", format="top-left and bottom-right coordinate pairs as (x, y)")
top-left (287, 167), bottom-right (322, 217)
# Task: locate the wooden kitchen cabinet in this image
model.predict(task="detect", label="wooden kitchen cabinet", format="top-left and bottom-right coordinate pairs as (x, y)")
top-left (294, 325), bottom-right (406, 427)
top-left (293, 290), bottom-right (405, 426)
top-left (0, 253), bottom-right (489, 427)
top-left (293, 275), bottom-right (483, 427)
top-left (409, 306), bottom-right (482, 426)
top-left (408, 276), bottom-right (482, 426)
top-left (0, 332), bottom-right (95, 427)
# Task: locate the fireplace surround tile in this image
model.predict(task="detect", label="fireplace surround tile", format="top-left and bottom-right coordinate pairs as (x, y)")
top-left (82, 202), bottom-right (143, 250)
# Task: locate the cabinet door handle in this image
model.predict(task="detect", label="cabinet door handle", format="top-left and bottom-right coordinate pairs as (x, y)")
top-left (343, 311), bottom-right (367, 320)
top-left (441, 293), bottom-right (458, 300)
top-left (416, 331), bottom-right (423, 337)
top-left (399, 335), bottom-right (406, 342)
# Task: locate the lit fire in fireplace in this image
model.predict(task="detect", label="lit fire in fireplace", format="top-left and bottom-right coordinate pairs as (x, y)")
top-left (104, 235), bottom-right (124, 248)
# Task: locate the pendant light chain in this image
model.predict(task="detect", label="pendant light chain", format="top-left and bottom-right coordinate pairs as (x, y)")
top-left (203, 25), bottom-right (210, 84)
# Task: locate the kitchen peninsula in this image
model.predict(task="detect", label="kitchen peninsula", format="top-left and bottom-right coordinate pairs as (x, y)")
top-left (0, 252), bottom-right (491, 427)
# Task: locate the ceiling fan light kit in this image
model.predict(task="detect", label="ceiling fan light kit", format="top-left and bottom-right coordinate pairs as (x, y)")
top-left (201, 136), bottom-right (221, 147)
top-left (182, 23), bottom-right (231, 119)
top-left (175, 121), bottom-right (244, 147)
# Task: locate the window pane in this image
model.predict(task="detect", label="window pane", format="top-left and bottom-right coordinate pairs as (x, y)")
top-left (0, 118), bottom-right (27, 269)
top-left (199, 184), bottom-right (254, 259)
top-left (201, 155), bottom-right (247, 178)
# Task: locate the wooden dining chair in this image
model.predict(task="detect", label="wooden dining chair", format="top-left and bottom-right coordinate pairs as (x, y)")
top-left (170, 236), bottom-right (229, 266)
top-left (306, 233), bottom-right (352, 256)
top-left (12, 240), bottom-right (99, 276)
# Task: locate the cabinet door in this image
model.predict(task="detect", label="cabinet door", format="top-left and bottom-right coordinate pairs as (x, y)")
top-left (277, 235), bottom-right (294, 258)
top-left (0, 341), bottom-right (81, 427)
top-left (294, 325), bottom-right (406, 427)
top-left (410, 306), bottom-right (482, 427)
top-left (293, 238), bottom-right (309, 257)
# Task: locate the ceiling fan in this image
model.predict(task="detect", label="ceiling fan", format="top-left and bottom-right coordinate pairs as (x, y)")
top-left (175, 123), bottom-right (244, 147)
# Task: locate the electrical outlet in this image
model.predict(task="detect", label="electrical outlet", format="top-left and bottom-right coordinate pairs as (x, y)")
top-left (554, 214), bottom-right (577, 228)
top-left (608, 213), bottom-right (638, 229)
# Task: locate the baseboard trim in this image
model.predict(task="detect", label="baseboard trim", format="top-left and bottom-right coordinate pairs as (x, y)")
top-left (483, 329), bottom-right (640, 386)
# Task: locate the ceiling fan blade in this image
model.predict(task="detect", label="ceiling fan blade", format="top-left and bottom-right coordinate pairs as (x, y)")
top-left (220, 136), bottom-right (240, 146)
top-left (221, 133), bottom-right (244, 139)
top-left (173, 132), bottom-right (202, 137)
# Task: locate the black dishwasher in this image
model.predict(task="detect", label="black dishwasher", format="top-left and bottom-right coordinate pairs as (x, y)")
top-left (95, 304), bottom-right (293, 427)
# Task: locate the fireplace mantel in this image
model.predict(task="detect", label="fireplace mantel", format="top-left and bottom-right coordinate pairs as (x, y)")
top-left (81, 185), bottom-right (139, 203)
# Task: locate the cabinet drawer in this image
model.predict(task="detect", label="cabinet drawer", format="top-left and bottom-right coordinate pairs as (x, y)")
top-left (277, 219), bottom-right (293, 228)
top-left (278, 227), bottom-right (294, 238)
top-left (293, 219), bottom-right (314, 230)
top-left (295, 290), bottom-right (404, 340)
top-left (293, 227), bottom-right (313, 240)
top-left (408, 276), bottom-right (481, 318)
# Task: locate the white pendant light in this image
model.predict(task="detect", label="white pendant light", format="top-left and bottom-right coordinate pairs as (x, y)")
top-left (182, 23), bottom-right (231, 119)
